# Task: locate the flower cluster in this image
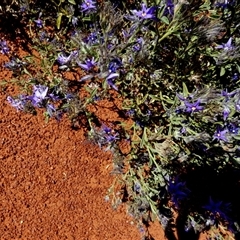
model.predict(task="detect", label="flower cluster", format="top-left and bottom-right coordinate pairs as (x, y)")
top-left (7, 84), bottom-right (72, 120)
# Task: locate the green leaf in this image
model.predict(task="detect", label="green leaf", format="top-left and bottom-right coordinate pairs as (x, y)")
top-left (161, 16), bottom-right (169, 25)
top-left (233, 135), bottom-right (240, 140)
top-left (56, 13), bottom-right (63, 29)
top-left (182, 82), bottom-right (189, 97)
top-left (160, 91), bottom-right (174, 105)
top-left (140, 127), bottom-right (148, 148)
top-left (68, 0), bottom-right (76, 4)
top-left (191, 35), bottom-right (198, 42)
top-left (23, 67), bottom-right (32, 76)
top-left (236, 64), bottom-right (240, 74)
top-left (220, 67), bottom-right (225, 76)
top-left (58, 0), bottom-right (65, 6)
top-left (82, 16), bottom-right (92, 22)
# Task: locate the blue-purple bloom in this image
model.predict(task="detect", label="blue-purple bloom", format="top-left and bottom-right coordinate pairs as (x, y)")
top-left (29, 85), bottom-right (48, 107)
top-left (227, 123), bottom-right (239, 134)
top-left (216, 37), bottom-right (233, 51)
top-left (102, 125), bottom-right (112, 134)
top-left (80, 0), bottom-right (97, 13)
top-left (221, 89), bottom-right (238, 98)
top-left (7, 95), bottom-right (27, 111)
top-left (20, 4), bottom-right (28, 12)
top-left (101, 125), bottom-right (119, 143)
top-left (126, 109), bottom-right (135, 117)
top-left (134, 182), bottom-right (142, 193)
top-left (215, 0), bottom-right (234, 9)
top-left (105, 133), bottom-right (119, 142)
top-left (72, 16), bottom-right (78, 27)
top-left (203, 197), bottom-right (231, 221)
top-left (223, 105), bottom-right (230, 120)
top-left (164, 0), bottom-right (174, 16)
top-left (57, 53), bottom-right (72, 65)
top-left (235, 99), bottom-right (240, 112)
top-left (122, 26), bottom-right (136, 41)
top-left (184, 100), bottom-right (204, 113)
top-left (0, 40), bottom-right (10, 54)
top-left (34, 19), bottom-right (43, 28)
top-left (213, 127), bottom-right (229, 142)
top-left (39, 31), bottom-right (49, 42)
top-left (232, 73), bottom-right (239, 81)
top-left (107, 78), bottom-right (118, 91)
top-left (46, 104), bottom-right (56, 117)
top-left (57, 50), bottom-right (78, 66)
top-left (48, 92), bottom-right (61, 101)
top-left (131, 3), bottom-right (156, 20)
top-left (108, 58), bottom-right (122, 73)
top-left (77, 57), bottom-right (97, 71)
top-left (168, 177), bottom-right (190, 208)
top-left (132, 37), bottom-right (144, 52)
top-left (84, 32), bottom-right (101, 45)
top-left (4, 58), bottom-right (27, 71)
top-left (104, 58), bottom-right (122, 90)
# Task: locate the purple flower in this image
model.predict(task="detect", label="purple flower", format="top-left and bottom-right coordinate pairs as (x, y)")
top-left (227, 123), bottom-right (239, 134)
top-left (57, 51), bottom-right (77, 66)
top-left (108, 58), bottom-right (122, 73)
top-left (132, 37), bottom-right (144, 52)
top-left (105, 58), bottom-right (121, 90)
top-left (215, 0), bottom-right (234, 9)
top-left (131, 3), bottom-right (156, 20)
top-left (7, 95), bottom-right (27, 111)
top-left (20, 4), bottom-right (28, 12)
top-left (213, 127), bottom-right (229, 142)
top-left (80, 0), bottom-right (97, 13)
top-left (29, 85), bottom-right (48, 107)
top-left (4, 58), bottom-right (23, 70)
top-left (101, 125), bottom-right (119, 143)
top-left (46, 104), bottom-right (56, 117)
top-left (57, 53), bottom-right (72, 65)
top-left (168, 177), bottom-right (190, 208)
top-left (176, 92), bottom-right (188, 101)
top-left (39, 31), bottom-right (49, 42)
top-left (176, 92), bottom-right (196, 102)
top-left (203, 197), bottom-right (231, 221)
top-left (34, 19), bottom-right (43, 28)
top-left (48, 93), bottom-right (60, 101)
top-left (65, 93), bottom-right (74, 101)
top-left (102, 125), bottom-right (112, 134)
top-left (105, 133), bottom-right (119, 142)
top-left (77, 57), bottom-right (97, 71)
top-left (0, 40), bottom-right (10, 54)
top-left (107, 78), bottom-right (118, 91)
top-left (223, 105), bottom-right (230, 120)
top-left (221, 89), bottom-right (238, 98)
top-left (180, 127), bottom-right (186, 134)
top-left (184, 100), bottom-right (204, 113)
top-left (232, 73), bottom-right (239, 81)
top-left (72, 16), bottom-right (78, 27)
top-left (84, 32), bottom-right (101, 45)
top-left (164, 0), bottom-right (174, 16)
top-left (134, 182), bottom-right (142, 193)
top-left (216, 37), bottom-right (233, 51)
top-left (122, 26), bottom-right (136, 41)
top-left (126, 109), bottom-right (135, 117)
top-left (235, 99), bottom-right (240, 111)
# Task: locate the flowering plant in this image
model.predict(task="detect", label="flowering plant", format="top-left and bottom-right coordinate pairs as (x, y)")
top-left (3, 0), bottom-right (240, 239)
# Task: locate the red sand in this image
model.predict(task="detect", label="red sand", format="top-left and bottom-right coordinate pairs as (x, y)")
top-left (0, 40), bottom-right (167, 240)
